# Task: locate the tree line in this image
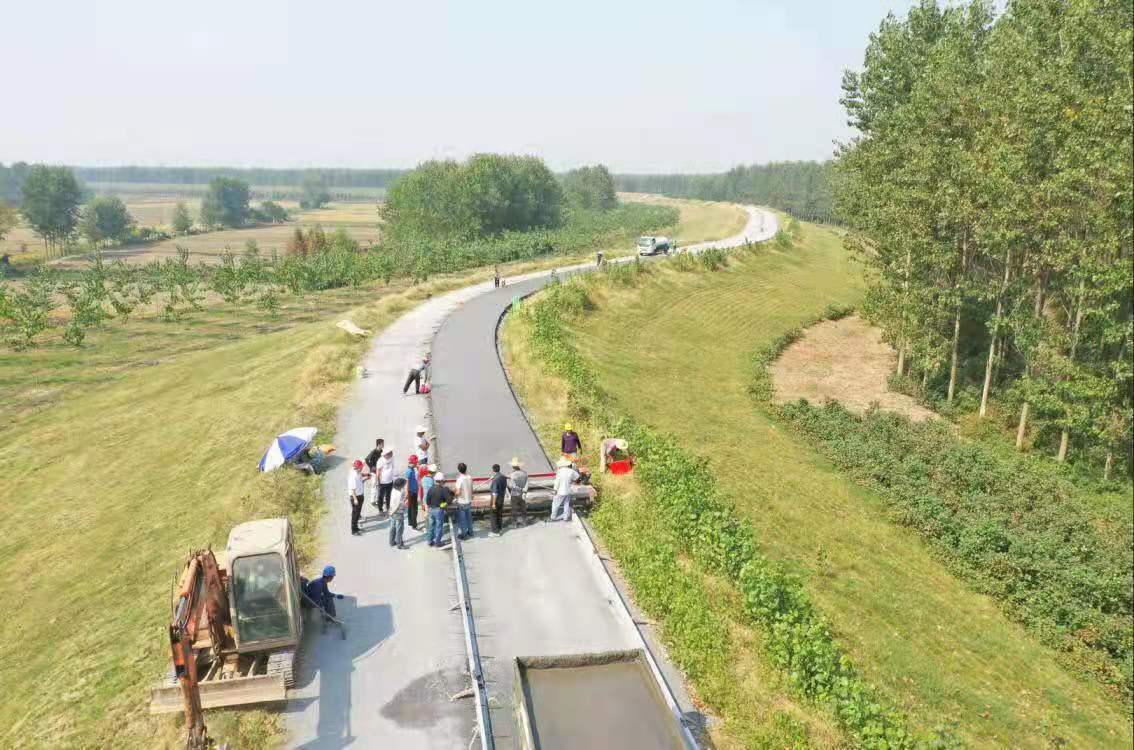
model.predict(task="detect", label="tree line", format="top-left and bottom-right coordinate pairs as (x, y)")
top-left (615, 161), bottom-right (835, 223)
top-left (0, 165), bottom-right (291, 259)
top-left (69, 165), bottom-right (407, 188)
top-left (835, 0), bottom-right (1132, 477)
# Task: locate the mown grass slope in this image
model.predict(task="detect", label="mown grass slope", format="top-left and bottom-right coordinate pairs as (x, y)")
top-left (513, 223), bottom-right (1130, 747)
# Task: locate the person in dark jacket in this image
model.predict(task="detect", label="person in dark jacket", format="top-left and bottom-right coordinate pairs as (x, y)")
top-left (404, 455), bottom-right (421, 529)
top-left (425, 473), bottom-right (454, 547)
top-left (561, 424), bottom-right (582, 458)
top-left (489, 463), bottom-right (507, 535)
top-left (365, 438), bottom-right (385, 473)
top-left (304, 565), bottom-right (343, 619)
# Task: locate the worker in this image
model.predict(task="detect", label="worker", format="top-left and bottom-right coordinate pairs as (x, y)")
top-left (388, 477), bottom-right (409, 549)
top-left (420, 464), bottom-right (437, 535)
top-left (365, 437), bottom-right (385, 474)
top-left (455, 462), bottom-right (474, 540)
top-left (304, 565), bottom-right (344, 620)
top-left (425, 471), bottom-right (453, 547)
top-left (413, 425), bottom-right (431, 463)
top-left (561, 424), bottom-right (582, 460)
top-left (375, 448), bottom-right (395, 513)
top-left (402, 353), bottom-right (430, 395)
top-left (494, 264), bottom-right (501, 288)
top-left (404, 455), bottom-right (421, 529)
top-left (348, 459), bottom-right (367, 536)
top-left (549, 457), bottom-right (580, 522)
top-left (596, 250), bottom-right (604, 267)
top-left (489, 463), bottom-right (507, 535)
top-left (508, 457), bottom-right (529, 527)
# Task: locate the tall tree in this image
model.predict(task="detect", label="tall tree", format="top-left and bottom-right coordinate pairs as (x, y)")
top-left (171, 202), bottom-right (193, 234)
top-left (0, 202), bottom-right (18, 243)
top-left (562, 165), bottom-right (618, 211)
top-left (79, 195), bottom-right (135, 246)
top-left (20, 165), bottom-right (83, 257)
top-left (300, 173), bottom-right (331, 210)
top-left (199, 177), bottom-right (250, 228)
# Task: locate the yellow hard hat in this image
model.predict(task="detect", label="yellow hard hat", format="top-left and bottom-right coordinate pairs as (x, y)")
top-left (564, 423), bottom-right (573, 431)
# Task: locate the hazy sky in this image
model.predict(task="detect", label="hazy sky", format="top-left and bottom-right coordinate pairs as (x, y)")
top-left (1, 0), bottom-right (916, 173)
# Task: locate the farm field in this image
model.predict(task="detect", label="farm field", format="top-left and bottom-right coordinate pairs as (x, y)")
top-left (84, 181), bottom-right (388, 201)
top-left (619, 192), bottom-right (748, 245)
top-left (502, 223), bottom-right (1132, 748)
top-left (0, 195), bottom-right (725, 749)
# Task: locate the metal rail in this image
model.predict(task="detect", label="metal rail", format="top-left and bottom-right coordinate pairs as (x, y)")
top-left (450, 517), bottom-right (494, 750)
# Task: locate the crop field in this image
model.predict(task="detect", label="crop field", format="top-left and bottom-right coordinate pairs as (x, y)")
top-left (85, 181), bottom-right (388, 201)
top-left (501, 223), bottom-right (1132, 748)
top-left (618, 192), bottom-right (748, 244)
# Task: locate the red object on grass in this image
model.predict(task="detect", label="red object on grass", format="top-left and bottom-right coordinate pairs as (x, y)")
top-left (608, 459), bottom-right (633, 475)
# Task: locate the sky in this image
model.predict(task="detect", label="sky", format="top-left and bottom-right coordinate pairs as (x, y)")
top-left (0, 0), bottom-right (918, 173)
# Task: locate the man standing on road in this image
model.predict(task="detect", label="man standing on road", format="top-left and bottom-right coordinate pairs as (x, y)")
top-left (425, 471), bottom-right (453, 547)
top-left (421, 464), bottom-right (437, 537)
top-left (348, 460), bottom-right (367, 536)
top-left (561, 424), bottom-right (582, 460)
top-left (375, 448), bottom-right (395, 513)
top-left (388, 477), bottom-right (409, 549)
top-left (413, 425), bottom-right (431, 464)
top-left (550, 457), bottom-right (580, 522)
top-left (365, 437), bottom-right (384, 474)
top-left (507, 457), bottom-right (529, 528)
top-left (404, 456), bottom-right (421, 530)
top-left (455, 463), bottom-right (474, 540)
top-left (402, 353), bottom-right (430, 395)
top-left (489, 463), bottom-right (507, 536)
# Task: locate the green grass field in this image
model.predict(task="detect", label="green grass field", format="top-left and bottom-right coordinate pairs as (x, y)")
top-left (0, 197), bottom-right (729, 748)
top-left (502, 223), bottom-right (1132, 748)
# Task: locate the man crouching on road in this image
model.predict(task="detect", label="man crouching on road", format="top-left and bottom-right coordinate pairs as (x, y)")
top-left (304, 565), bottom-right (344, 621)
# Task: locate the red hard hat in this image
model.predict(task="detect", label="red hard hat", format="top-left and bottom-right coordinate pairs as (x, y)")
top-left (408, 455), bottom-right (419, 465)
top-left (353, 459), bottom-right (364, 469)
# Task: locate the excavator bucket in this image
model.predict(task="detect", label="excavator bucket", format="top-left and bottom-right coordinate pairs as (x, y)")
top-left (149, 674), bottom-right (286, 714)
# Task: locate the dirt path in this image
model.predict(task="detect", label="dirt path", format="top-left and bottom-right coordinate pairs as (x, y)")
top-left (769, 315), bottom-right (936, 421)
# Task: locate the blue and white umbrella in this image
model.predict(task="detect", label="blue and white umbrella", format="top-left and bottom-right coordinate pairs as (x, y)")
top-left (259, 427), bottom-right (318, 472)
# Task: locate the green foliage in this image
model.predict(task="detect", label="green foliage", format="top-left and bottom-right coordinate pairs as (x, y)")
top-left (0, 161), bottom-right (31, 204)
top-left (79, 195), bottom-right (135, 245)
top-left (0, 201), bottom-right (18, 242)
top-left (835, 0), bottom-right (1132, 472)
top-left (616, 161), bottom-right (835, 223)
top-left (518, 280), bottom-right (937, 748)
top-left (697, 247), bottom-right (728, 270)
top-left (0, 268), bottom-right (57, 348)
top-left (299, 173), bottom-right (331, 210)
top-left (255, 200), bottom-right (289, 223)
top-left (171, 201), bottom-right (193, 234)
top-left (20, 164), bottom-right (83, 254)
top-left (562, 164), bottom-right (618, 211)
top-left (383, 153), bottom-right (563, 241)
top-left (773, 398), bottom-right (1133, 701)
top-left (200, 177), bottom-right (251, 228)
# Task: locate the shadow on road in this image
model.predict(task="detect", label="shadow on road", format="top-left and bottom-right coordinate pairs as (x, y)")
top-left (287, 596), bottom-right (395, 750)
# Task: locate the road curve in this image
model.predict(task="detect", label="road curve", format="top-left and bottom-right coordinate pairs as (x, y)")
top-left (286, 205), bottom-right (777, 749)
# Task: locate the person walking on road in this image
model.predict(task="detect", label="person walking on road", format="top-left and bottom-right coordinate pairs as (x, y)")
top-left (561, 424), bottom-right (582, 460)
top-left (425, 471), bottom-right (453, 547)
top-left (489, 463), bottom-right (507, 535)
top-left (388, 477), bottom-right (409, 549)
top-left (375, 448), bottom-right (395, 513)
top-left (402, 353), bottom-right (430, 395)
top-left (404, 455), bottom-right (421, 530)
top-left (455, 463), bottom-right (474, 540)
top-left (348, 459), bottom-right (368, 536)
top-left (494, 265), bottom-right (501, 288)
top-left (550, 457), bottom-right (580, 522)
top-left (508, 457), bottom-right (529, 527)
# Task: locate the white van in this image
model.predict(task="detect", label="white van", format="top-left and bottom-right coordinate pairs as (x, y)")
top-left (637, 236), bottom-right (671, 256)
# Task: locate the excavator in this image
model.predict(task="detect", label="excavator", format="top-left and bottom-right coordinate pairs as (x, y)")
top-left (150, 518), bottom-right (307, 749)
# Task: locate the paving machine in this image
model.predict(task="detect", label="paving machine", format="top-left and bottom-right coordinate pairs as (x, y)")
top-left (150, 518), bottom-right (305, 749)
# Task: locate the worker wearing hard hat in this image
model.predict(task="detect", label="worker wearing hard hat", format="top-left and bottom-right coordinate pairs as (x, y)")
top-left (550, 457), bottom-right (581, 523)
top-left (348, 459), bottom-right (368, 536)
top-left (304, 565), bottom-right (344, 620)
top-left (425, 471), bottom-right (453, 547)
top-left (561, 424), bottom-right (582, 460)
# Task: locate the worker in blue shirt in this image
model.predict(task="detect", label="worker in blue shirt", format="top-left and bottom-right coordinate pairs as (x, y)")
top-left (404, 455), bottom-right (421, 529)
top-left (304, 565), bottom-right (343, 619)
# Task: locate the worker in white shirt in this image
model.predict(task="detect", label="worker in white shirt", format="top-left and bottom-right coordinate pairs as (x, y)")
top-left (549, 457), bottom-right (580, 522)
top-left (455, 462), bottom-right (474, 540)
top-left (402, 353), bottom-right (431, 395)
top-left (375, 448), bottom-right (396, 513)
top-left (348, 459), bottom-right (369, 536)
top-left (413, 425), bottom-right (431, 463)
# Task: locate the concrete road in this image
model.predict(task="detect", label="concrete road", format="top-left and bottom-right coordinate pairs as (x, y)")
top-left (285, 206), bottom-right (776, 748)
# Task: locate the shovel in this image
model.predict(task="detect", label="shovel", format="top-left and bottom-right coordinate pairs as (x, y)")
top-left (301, 591), bottom-right (348, 640)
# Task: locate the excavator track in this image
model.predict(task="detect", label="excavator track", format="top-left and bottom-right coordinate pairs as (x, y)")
top-left (267, 649), bottom-right (296, 690)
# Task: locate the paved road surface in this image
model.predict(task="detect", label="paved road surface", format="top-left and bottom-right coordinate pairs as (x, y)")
top-left (286, 206), bottom-right (777, 748)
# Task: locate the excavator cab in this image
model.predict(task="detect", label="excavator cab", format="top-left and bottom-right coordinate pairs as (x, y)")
top-left (226, 519), bottom-right (303, 652)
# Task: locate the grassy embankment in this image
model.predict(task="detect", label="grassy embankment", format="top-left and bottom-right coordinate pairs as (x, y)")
top-left (500, 222), bottom-right (1132, 748)
top-left (0, 197), bottom-right (734, 749)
